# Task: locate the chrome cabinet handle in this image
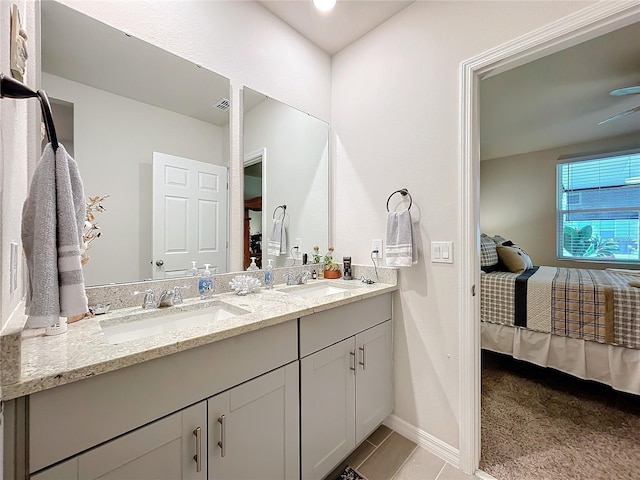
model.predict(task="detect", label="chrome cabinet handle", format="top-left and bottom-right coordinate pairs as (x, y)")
top-left (359, 345), bottom-right (366, 370)
top-left (350, 350), bottom-right (356, 373)
top-left (155, 259), bottom-right (164, 266)
top-left (218, 415), bottom-right (226, 457)
top-left (193, 427), bottom-right (202, 472)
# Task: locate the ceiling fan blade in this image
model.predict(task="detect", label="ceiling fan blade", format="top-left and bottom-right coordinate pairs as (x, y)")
top-left (598, 104), bottom-right (640, 125)
top-left (609, 85), bottom-right (640, 96)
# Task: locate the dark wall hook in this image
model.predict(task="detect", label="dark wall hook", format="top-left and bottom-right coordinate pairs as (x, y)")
top-left (1, 73), bottom-right (59, 151)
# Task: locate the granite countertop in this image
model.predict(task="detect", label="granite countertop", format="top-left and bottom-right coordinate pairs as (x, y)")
top-left (1, 277), bottom-right (397, 400)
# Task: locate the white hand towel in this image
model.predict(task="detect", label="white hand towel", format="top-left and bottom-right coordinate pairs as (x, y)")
top-left (267, 218), bottom-right (287, 256)
top-left (22, 143), bottom-right (88, 328)
top-left (385, 210), bottom-right (416, 267)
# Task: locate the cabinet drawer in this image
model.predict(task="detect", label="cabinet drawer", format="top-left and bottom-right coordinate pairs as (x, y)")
top-left (29, 320), bottom-right (297, 473)
top-left (299, 293), bottom-right (391, 357)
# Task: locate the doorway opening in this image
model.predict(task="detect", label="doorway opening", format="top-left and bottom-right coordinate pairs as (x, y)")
top-left (244, 148), bottom-right (266, 269)
top-left (459, 3), bottom-right (640, 475)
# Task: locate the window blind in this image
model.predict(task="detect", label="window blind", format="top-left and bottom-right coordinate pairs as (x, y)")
top-left (557, 151), bottom-right (640, 263)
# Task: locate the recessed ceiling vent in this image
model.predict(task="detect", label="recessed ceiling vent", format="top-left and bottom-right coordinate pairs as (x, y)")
top-left (214, 98), bottom-right (230, 111)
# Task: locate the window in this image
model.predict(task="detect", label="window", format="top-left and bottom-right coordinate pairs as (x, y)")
top-left (557, 151), bottom-right (640, 263)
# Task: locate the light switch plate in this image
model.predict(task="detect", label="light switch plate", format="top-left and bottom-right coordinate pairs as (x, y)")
top-left (431, 241), bottom-right (453, 263)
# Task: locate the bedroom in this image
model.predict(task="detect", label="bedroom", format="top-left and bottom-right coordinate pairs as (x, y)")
top-left (478, 18), bottom-right (640, 479)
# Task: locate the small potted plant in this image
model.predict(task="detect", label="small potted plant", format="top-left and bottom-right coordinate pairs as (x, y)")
top-left (323, 246), bottom-right (341, 279)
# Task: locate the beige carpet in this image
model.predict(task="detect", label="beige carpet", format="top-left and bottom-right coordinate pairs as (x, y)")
top-left (480, 350), bottom-right (640, 480)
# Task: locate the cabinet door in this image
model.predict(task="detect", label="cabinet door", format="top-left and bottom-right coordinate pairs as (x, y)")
top-left (301, 338), bottom-right (356, 480)
top-left (208, 363), bottom-right (299, 480)
top-left (355, 320), bottom-right (394, 444)
top-left (77, 402), bottom-right (206, 480)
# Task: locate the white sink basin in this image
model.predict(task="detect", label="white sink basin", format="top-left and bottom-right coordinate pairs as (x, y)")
top-left (100, 302), bottom-right (249, 345)
top-left (280, 282), bottom-right (353, 299)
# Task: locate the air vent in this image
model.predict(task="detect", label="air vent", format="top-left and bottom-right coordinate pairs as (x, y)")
top-left (213, 98), bottom-right (230, 111)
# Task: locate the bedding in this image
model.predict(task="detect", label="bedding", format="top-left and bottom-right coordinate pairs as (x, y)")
top-left (481, 266), bottom-right (640, 350)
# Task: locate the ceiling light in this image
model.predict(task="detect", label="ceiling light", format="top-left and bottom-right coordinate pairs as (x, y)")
top-left (313, 0), bottom-right (336, 12)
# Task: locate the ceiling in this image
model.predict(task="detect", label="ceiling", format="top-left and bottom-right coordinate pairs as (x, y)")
top-left (260, 1), bottom-right (639, 159)
top-left (43, 1), bottom-right (639, 160)
top-left (258, 0), bottom-right (413, 55)
top-left (480, 20), bottom-right (640, 160)
top-left (42, 1), bottom-right (231, 127)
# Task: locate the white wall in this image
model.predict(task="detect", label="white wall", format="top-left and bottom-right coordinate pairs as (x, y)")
top-left (42, 73), bottom-right (225, 286)
top-left (481, 132), bottom-right (640, 269)
top-left (332, 0), bottom-right (592, 449)
top-left (1, 1), bottom-right (39, 330)
top-left (244, 98), bottom-right (329, 266)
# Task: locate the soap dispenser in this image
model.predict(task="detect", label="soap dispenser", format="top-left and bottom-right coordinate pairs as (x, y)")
top-left (247, 257), bottom-right (259, 271)
top-left (198, 264), bottom-right (214, 300)
top-left (189, 261), bottom-right (199, 276)
top-left (264, 259), bottom-right (274, 289)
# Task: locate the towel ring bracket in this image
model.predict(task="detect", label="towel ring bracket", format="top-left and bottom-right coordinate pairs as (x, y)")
top-left (386, 188), bottom-right (412, 212)
top-left (273, 204), bottom-right (286, 220)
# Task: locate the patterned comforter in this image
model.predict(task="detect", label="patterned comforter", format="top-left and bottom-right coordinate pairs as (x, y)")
top-left (481, 267), bottom-right (640, 349)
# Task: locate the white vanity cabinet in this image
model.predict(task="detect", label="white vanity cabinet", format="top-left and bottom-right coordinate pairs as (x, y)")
top-left (27, 320), bottom-right (298, 479)
top-left (18, 290), bottom-right (395, 480)
top-left (207, 362), bottom-right (299, 480)
top-left (31, 402), bottom-right (207, 480)
top-left (299, 294), bottom-right (393, 480)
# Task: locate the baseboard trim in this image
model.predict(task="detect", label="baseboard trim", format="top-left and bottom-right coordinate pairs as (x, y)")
top-left (383, 415), bottom-right (459, 467)
top-left (475, 470), bottom-right (498, 480)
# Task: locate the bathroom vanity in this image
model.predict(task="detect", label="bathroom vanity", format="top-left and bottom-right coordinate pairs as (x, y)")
top-left (1, 276), bottom-right (396, 480)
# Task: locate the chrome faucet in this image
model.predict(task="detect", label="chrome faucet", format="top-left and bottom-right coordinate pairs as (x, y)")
top-left (286, 271), bottom-right (312, 286)
top-left (157, 285), bottom-right (190, 307)
top-left (157, 289), bottom-right (175, 308)
top-left (133, 289), bottom-right (157, 309)
top-left (134, 285), bottom-right (190, 308)
top-left (172, 285), bottom-right (189, 304)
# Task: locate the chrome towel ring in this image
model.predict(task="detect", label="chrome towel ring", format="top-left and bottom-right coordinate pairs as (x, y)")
top-left (386, 188), bottom-right (412, 212)
top-left (273, 204), bottom-right (286, 219)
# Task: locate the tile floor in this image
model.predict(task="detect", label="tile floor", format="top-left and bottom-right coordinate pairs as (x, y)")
top-left (326, 425), bottom-right (485, 480)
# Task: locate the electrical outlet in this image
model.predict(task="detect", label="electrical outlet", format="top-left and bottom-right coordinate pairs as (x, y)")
top-left (372, 239), bottom-right (383, 258)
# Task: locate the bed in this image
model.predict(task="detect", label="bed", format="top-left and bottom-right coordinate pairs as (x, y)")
top-left (479, 234), bottom-right (640, 395)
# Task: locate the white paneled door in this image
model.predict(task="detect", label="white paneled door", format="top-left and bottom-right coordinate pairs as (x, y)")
top-left (152, 152), bottom-right (227, 279)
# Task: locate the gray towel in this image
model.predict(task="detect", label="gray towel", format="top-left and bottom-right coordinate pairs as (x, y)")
top-left (385, 210), bottom-right (416, 267)
top-left (267, 218), bottom-right (287, 256)
top-left (22, 143), bottom-right (88, 328)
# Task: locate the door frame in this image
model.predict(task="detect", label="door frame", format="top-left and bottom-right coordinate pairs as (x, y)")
top-left (244, 147), bottom-right (268, 255)
top-left (458, 2), bottom-right (640, 474)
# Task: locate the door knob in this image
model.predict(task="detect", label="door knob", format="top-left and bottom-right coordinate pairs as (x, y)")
top-left (155, 259), bottom-right (164, 267)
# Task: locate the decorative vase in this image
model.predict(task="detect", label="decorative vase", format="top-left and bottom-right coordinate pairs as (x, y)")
top-left (323, 270), bottom-right (342, 279)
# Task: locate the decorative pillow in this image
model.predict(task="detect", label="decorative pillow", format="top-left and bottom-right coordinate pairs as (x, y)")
top-left (480, 235), bottom-right (500, 272)
top-left (490, 235), bottom-right (509, 245)
top-left (496, 245), bottom-right (534, 273)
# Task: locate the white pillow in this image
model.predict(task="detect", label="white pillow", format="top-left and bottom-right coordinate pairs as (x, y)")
top-left (496, 245), bottom-right (533, 273)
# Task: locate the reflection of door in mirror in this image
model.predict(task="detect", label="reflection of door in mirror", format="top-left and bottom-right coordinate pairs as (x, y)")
top-left (152, 152), bottom-right (228, 279)
top-left (244, 150), bottom-right (265, 269)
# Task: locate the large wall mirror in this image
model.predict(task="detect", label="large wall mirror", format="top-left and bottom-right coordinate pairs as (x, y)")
top-left (41, 1), bottom-right (231, 287)
top-left (243, 87), bottom-right (329, 269)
